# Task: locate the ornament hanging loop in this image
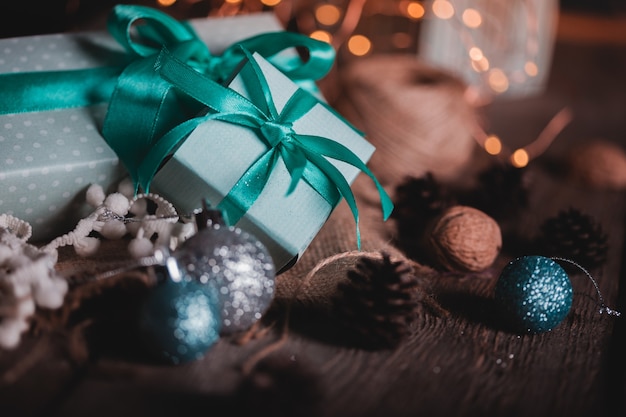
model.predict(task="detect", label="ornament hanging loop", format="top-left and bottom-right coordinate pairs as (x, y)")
top-left (551, 257), bottom-right (621, 317)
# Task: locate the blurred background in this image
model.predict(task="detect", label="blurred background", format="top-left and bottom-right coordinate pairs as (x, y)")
top-left (1, 1), bottom-right (624, 96)
top-left (2, 1), bottom-right (625, 92)
top-left (1, 1), bottom-right (624, 55)
top-left (1, 0), bottom-right (624, 172)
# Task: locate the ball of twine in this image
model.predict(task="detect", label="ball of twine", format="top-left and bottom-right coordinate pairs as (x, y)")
top-left (334, 55), bottom-right (478, 189)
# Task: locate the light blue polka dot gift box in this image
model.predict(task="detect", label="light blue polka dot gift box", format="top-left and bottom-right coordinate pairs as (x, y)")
top-left (0, 11), bottom-right (287, 242)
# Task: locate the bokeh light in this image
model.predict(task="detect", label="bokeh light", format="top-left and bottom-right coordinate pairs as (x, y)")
top-left (462, 8), bottom-right (482, 28)
top-left (511, 149), bottom-right (529, 167)
top-left (484, 135), bottom-right (502, 155)
top-left (260, 0), bottom-right (281, 6)
top-left (348, 35), bottom-right (372, 56)
top-left (488, 68), bottom-right (509, 93)
top-left (432, 1), bottom-right (454, 19)
top-left (310, 30), bottom-right (332, 44)
top-left (470, 56), bottom-right (489, 72)
top-left (469, 46), bottom-right (483, 61)
top-left (406, 2), bottom-right (426, 20)
top-left (524, 61), bottom-right (539, 77)
top-left (316, 4), bottom-right (341, 26)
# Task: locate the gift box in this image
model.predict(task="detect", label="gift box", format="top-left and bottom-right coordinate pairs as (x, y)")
top-left (151, 52), bottom-right (384, 272)
top-left (0, 11), bottom-right (289, 242)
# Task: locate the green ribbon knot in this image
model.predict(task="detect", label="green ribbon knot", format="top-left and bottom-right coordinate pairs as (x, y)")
top-left (130, 48), bottom-right (393, 248)
top-left (260, 121), bottom-right (296, 148)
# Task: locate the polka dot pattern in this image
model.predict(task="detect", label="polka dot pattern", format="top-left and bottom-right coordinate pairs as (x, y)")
top-left (0, 32), bottom-right (121, 73)
top-left (0, 106), bottom-right (126, 241)
top-left (0, 31), bottom-right (133, 242)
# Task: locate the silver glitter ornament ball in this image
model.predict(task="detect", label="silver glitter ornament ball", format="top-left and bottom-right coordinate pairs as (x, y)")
top-left (495, 256), bottom-right (573, 334)
top-left (173, 223), bottom-right (276, 334)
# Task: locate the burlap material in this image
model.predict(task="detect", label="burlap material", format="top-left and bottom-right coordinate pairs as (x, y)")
top-left (274, 174), bottom-right (435, 313)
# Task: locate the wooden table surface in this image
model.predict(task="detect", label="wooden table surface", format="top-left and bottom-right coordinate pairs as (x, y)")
top-left (1, 9), bottom-right (626, 417)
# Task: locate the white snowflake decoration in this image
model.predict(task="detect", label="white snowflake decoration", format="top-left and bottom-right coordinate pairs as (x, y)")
top-left (0, 214), bottom-right (67, 349)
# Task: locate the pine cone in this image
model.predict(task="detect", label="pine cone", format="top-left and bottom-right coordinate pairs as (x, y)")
top-left (392, 173), bottom-right (452, 258)
top-left (334, 253), bottom-right (422, 349)
top-left (539, 208), bottom-right (608, 270)
top-left (463, 163), bottom-right (529, 220)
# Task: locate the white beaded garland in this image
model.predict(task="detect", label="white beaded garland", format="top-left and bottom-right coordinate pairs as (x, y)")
top-left (43, 182), bottom-right (188, 258)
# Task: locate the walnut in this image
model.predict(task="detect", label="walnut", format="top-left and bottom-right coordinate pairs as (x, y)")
top-left (425, 205), bottom-right (502, 272)
top-left (567, 140), bottom-right (626, 189)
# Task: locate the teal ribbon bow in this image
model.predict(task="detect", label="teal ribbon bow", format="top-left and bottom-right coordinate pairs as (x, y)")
top-left (127, 48), bottom-right (392, 248)
top-left (0, 5), bottom-right (335, 116)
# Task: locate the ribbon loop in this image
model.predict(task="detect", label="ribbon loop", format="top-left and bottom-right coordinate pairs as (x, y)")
top-left (107, 4), bottom-right (201, 58)
top-left (108, 5), bottom-right (337, 84)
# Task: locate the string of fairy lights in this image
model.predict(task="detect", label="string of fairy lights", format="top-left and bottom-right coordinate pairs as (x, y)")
top-left (154, 1), bottom-right (540, 87)
top-left (154, 0), bottom-right (567, 167)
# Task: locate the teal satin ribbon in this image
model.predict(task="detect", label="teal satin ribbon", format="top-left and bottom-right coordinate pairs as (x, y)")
top-left (0, 66), bottom-right (122, 115)
top-left (131, 48), bottom-right (393, 248)
top-left (0, 4), bottom-right (335, 116)
top-left (106, 5), bottom-right (336, 83)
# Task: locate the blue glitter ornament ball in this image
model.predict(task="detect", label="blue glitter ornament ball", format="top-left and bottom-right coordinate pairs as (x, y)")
top-left (495, 256), bottom-right (573, 334)
top-left (137, 276), bottom-right (221, 364)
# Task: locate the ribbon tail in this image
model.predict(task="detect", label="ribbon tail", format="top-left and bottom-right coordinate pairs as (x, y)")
top-left (217, 149), bottom-right (280, 225)
top-left (280, 144), bottom-right (308, 196)
top-left (297, 134), bottom-right (394, 220)
top-left (136, 115), bottom-right (211, 192)
top-left (301, 150), bottom-right (362, 249)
